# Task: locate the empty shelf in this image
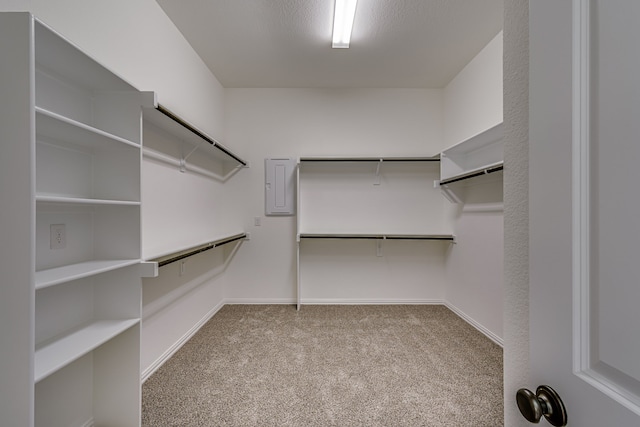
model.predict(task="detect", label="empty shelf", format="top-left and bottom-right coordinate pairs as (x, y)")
top-left (34, 318), bottom-right (139, 383)
top-left (36, 195), bottom-right (140, 206)
top-left (36, 107), bottom-right (139, 150)
top-left (35, 259), bottom-right (141, 290)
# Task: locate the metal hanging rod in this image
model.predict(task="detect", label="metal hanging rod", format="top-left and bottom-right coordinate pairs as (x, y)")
top-left (439, 163), bottom-right (504, 186)
top-left (151, 232), bottom-right (247, 267)
top-left (299, 233), bottom-right (455, 241)
top-left (156, 104), bottom-right (247, 166)
top-left (299, 157), bottom-right (439, 162)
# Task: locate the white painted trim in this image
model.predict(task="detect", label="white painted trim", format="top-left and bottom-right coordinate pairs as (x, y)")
top-left (141, 300), bottom-right (225, 383)
top-left (444, 301), bottom-right (503, 347)
top-left (572, 0), bottom-right (591, 375)
top-left (301, 298), bottom-right (445, 306)
top-left (223, 298), bottom-right (297, 305)
top-left (462, 202), bottom-right (504, 213)
top-left (577, 368), bottom-right (640, 417)
top-left (571, 0), bottom-right (640, 415)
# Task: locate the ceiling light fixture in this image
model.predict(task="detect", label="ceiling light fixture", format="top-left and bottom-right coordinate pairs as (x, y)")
top-left (332, 0), bottom-right (358, 48)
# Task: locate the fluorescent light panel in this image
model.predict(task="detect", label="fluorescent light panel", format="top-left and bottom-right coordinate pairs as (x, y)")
top-left (332, 0), bottom-right (358, 48)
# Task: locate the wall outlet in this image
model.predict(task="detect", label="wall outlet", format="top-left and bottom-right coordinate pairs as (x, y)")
top-left (50, 224), bottom-right (66, 249)
top-left (254, 217), bottom-right (261, 226)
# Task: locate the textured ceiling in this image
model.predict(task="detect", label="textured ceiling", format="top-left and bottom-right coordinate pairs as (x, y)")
top-left (156, 0), bottom-right (503, 88)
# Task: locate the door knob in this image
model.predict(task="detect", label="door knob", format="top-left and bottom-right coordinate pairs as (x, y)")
top-left (516, 385), bottom-right (567, 426)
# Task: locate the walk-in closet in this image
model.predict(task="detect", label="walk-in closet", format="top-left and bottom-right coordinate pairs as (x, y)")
top-left (0, 2), bottom-right (510, 426)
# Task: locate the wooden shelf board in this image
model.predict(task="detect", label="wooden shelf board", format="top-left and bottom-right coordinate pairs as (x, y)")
top-left (35, 18), bottom-right (137, 93)
top-left (36, 107), bottom-right (139, 150)
top-left (35, 259), bottom-right (140, 290)
top-left (441, 122), bottom-right (504, 155)
top-left (34, 318), bottom-right (139, 383)
top-left (36, 195), bottom-right (140, 206)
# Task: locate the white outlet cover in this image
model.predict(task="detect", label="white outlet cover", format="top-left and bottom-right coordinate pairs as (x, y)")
top-left (50, 224), bottom-right (66, 249)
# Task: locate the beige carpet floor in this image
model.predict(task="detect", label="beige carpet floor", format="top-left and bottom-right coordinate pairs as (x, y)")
top-left (142, 305), bottom-right (503, 426)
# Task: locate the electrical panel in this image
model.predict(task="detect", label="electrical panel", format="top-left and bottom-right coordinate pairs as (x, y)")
top-left (265, 158), bottom-right (296, 215)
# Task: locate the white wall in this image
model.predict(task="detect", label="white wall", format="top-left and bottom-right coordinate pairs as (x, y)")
top-left (442, 32), bottom-right (504, 343)
top-left (223, 89), bottom-right (446, 303)
top-left (443, 32), bottom-right (504, 148)
top-left (0, 0), bottom-right (236, 376)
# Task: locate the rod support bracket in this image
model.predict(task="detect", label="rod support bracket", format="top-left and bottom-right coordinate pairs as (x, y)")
top-left (373, 159), bottom-right (383, 185)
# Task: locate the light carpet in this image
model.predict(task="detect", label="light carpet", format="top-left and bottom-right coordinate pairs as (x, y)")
top-left (142, 305), bottom-right (503, 426)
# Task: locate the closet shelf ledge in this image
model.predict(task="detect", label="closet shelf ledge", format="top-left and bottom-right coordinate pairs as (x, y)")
top-left (298, 232), bottom-right (455, 241)
top-left (145, 231), bottom-right (247, 267)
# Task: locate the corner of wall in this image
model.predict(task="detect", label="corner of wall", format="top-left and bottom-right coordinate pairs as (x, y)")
top-left (441, 26), bottom-right (505, 344)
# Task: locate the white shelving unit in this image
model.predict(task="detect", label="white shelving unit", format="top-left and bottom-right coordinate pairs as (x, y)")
top-left (296, 156), bottom-right (454, 310)
top-left (0, 13), bottom-right (145, 427)
top-left (437, 123), bottom-right (504, 203)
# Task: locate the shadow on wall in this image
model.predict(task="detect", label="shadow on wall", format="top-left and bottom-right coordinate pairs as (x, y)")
top-left (142, 240), bottom-right (243, 318)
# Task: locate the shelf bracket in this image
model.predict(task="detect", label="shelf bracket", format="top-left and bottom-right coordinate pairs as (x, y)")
top-left (374, 159), bottom-right (383, 185)
top-left (434, 180), bottom-right (462, 204)
top-left (376, 236), bottom-right (386, 257)
top-left (139, 261), bottom-right (159, 278)
top-left (180, 141), bottom-right (205, 173)
top-left (441, 184), bottom-right (462, 204)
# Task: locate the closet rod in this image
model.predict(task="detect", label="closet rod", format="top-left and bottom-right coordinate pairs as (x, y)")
top-left (156, 104), bottom-right (247, 166)
top-left (153, 233), bottom-right (247, 267)
top-left (299, 233), bottom-right (455, 241)
top-left (299, 157), bottom-right (439, 162)
top-left (439, 164), bottom-right (504, 186)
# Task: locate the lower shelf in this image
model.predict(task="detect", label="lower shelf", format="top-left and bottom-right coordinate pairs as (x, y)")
top-left (34, 318), bottom-right (139, 383)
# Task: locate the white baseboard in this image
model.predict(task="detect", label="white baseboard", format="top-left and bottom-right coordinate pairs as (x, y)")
top-left (141, 300), bottom-right (225, 383)
top-left (300, 298), bottom-right (445, 305)
top-left (224, 298), bottom-right (296, 305)
top-left (444, 301), bottom-right (504, 347)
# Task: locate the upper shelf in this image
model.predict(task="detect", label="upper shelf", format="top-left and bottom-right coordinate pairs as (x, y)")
top-left (439, 161), bottom-right (503, 186)
top-left (34, 318), bottom-right (139, 383)
top-left (143, 103), bottom-right (247, 167)
top-left (35, 19), bottom-right (136, 93)
top-left (36, 107), bottom-right (140, 150)
top-left (440, 122), bottom-right (504, 184)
